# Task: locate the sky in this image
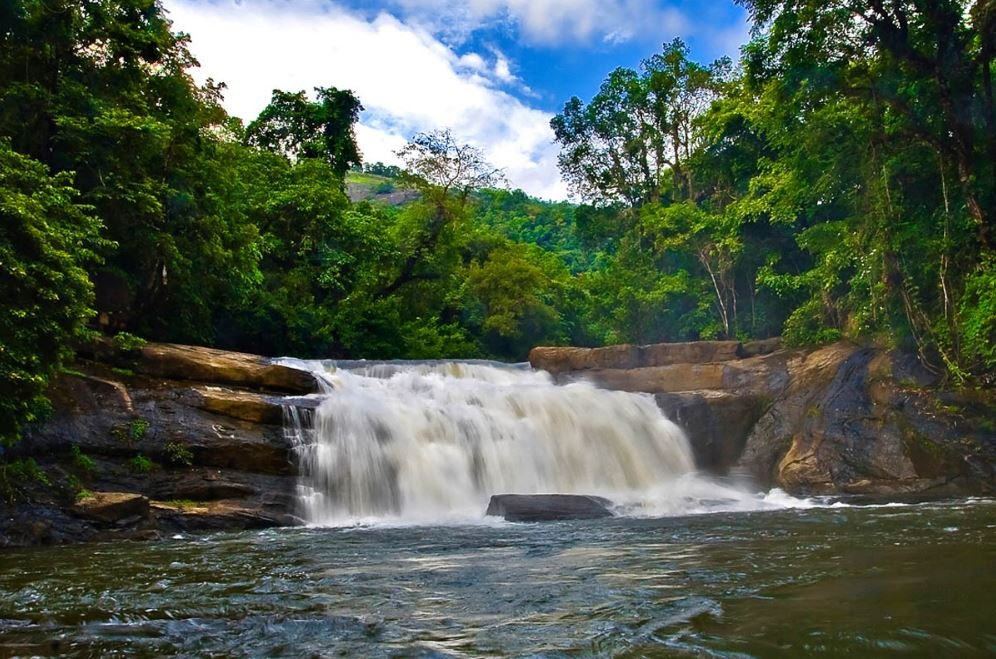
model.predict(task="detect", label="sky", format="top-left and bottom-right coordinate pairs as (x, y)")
top-left (162, 0), bottom-right (752, 200)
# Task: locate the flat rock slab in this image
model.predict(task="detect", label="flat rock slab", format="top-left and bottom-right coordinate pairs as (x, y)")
top-left (137, 343), bottom-right (318, 394)
top-left (72, 492), bottom-right (150, 524)
top-left (485, 494), bottom-right (614, 522)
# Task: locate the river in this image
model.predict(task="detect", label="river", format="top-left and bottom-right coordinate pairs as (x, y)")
top-left (1, 361), bottom-right (993, 656)
top-left (0, 500), bottom-right (993, 656)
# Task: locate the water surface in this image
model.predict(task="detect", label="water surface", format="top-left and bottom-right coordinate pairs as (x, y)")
top-left (2, 498), bottom-right (993, 657)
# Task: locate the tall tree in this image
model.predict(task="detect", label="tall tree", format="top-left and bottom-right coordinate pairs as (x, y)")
top-left (738, 0), bottom-right (995, 251)
top-left (0, 143), bottom-right (106, 444)
top-left (0, 0), bottom-right (263, 343)
top-left (551, 39), bottom-right (729, 207)
top-left (245, 87), bottom-right (363, 180)
top-left (380, 130), bottom-right (505, 298)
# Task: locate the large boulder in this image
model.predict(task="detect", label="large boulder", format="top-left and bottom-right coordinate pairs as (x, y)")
top-left (7, 342), bottom-right (320, 545)
top-left (655, 391), bottom-right (770, 474)
top-left (71, 491), bottom-right (149, 525)
top-left (23, 370), bottom-right (317, 476)
top-left (485, 494), bottom-right (614, 521)
top-left (529, 340), bottom-right (780, 376)
top-left (738, 348), bottom-right (996, 495)
top-left (533, 339), bottom-right (995, 497)
top-left (136, 343), bottom-right (319, 394)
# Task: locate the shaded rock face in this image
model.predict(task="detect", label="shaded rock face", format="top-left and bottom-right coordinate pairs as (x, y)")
top-left (1, 341), bottom-right (320, 547)
top-left (485, 494), bottom-right (614, 522)
top-left (654, 391), bottom-right (769, 474)
top-left (742, 349), bottom-right (996, 496)
top-left (531, 341), bottom-right (996, 497)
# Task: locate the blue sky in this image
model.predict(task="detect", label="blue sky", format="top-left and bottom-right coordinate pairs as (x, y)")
top-left (163, 0), bottom-right (751, 199)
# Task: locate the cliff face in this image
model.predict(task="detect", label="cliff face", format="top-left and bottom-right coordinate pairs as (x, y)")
top-left (1, 341), bottom-right (319, 547)
top-left (5, 338), bottom-right (993, 547)
top-left (530, 341), bottom-right (996, 497)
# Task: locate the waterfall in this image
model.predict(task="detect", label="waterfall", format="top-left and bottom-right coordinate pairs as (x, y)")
top-left (283, 360), bottom-right (754, 525)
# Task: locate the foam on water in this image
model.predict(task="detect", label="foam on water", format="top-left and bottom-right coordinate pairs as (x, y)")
top-left (281, 359), bottom-right (818, 526)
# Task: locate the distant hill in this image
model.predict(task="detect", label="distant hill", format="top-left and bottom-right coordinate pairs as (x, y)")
top-left (345, 171), bottom-right (419, 205)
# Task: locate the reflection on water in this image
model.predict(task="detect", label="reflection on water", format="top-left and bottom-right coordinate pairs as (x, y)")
top-left (0, 499), bottom-right (994, 656)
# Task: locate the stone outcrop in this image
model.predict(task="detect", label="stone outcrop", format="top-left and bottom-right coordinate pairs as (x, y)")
top-left (531, 340), bottom-right (996, 497)
top-left (71, 491), bottom-right (150, 525)
top-left (485, 494), bottom-right (614, 521)
top-left (0, 340), bottom-right (320, 547)
top-left (529, 340), bottom-right (777, 377)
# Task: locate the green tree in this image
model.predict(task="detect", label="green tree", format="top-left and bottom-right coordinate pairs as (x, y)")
top-left (0, 0), bottom-right (263, 344)
top-left (738, 0), bottom-right (995, 249)
top-left (0, 143), bottom-right (107, 444)
top-left (245, 87), bottom-right (363, 179)
top-left (551, 39), bottom-right (729, 207)
top-left (465, 243), bottom-right (569, 359)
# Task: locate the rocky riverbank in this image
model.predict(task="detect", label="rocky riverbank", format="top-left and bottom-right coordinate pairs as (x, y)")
top-left (530, 340), bottom-right (996, 497)
top-left (0, 341), bottom-right (320, 547)
top-left (4, 338), bottom-right (993, 547)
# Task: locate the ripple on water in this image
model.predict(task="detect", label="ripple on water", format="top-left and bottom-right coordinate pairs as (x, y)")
top-left (0, 500), bottom-right (993, 656)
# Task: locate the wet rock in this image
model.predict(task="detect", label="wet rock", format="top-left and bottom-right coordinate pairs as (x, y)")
top-left (25, 375), bottom-right (298, 476)
top-left (136, 343), bottom-right (318, 394)
top-left (637, 341), bottom-right (742, 367)
top-left (534, 338), bottom-right (995, 497)
top-left (485, 494), bottom-right (614, 521)
top-left (655, 391), bottom-right (770, 474)
top-left (529, 341), bottom-right (745, 376)
top-left (0, 505), bottom-right (96, 546)
top-left (10, 341), bottom-right (317, 546)
top-left (152, 500), bottom-right (303, 532)
top-left (528, 345), bottom-right (642, 375)
top-left (71, 492), bottom-right (150, 525)
top-left (179, 386), bottom-right (286, 425)
top-left (583, 363), bottom-right (729, 394)
top-left (143, 469), bottom-right (296, 507)
top-left (738, 337), bottom-right (783, 358)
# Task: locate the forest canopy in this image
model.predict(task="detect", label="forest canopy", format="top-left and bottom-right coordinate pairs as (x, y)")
top-left (0, 0), bottom-right (993, 444)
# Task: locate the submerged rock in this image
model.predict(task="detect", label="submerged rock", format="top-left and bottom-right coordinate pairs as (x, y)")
top-left (485, 494), bottom-right (614, 522)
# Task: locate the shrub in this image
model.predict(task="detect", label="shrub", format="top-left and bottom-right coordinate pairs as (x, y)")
top-left (70, 445), bottom-right (96, 473)
top-left (165, 441), bottom-right (194, 467)
top-left (112, 331), bottom-right (147, 352)
top-left (128, 454), bottom-right (156, 473)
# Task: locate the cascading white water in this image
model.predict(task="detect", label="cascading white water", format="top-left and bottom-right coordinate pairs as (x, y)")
top-left (282, 360), bottom-right (791, 525)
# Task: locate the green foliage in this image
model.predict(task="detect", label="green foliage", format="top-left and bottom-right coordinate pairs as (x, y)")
top-left (0, 458), bottom-right (50, 501)
top-left (111, 418), bottom-right (149, 444)
top-left (465, 243), bottom-right (569, 358)
top-left (165, 441), bottom-right (194, 467)
top-left (551, 39), bottom-right (729, 206)
top-left (128, 453), bottom-right (156, 474)
top-left (129, 419), bottom-right (150, 442)
top-left (373, 180), bottom-right (396, 195)
top-left (112, 332), bottom-right (147, 352)
top-left (70, 445), bottom-right (97, 473)
top-left (245, 87), bottom-right (363, 179)
top-left (0, 142), bottom-right (106, 445)
top-left (958, 258), bottom-right (996, 376)
top-left (1, 0), bottom-right (993, 388)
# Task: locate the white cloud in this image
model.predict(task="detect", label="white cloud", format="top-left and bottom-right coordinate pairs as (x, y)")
top-left (164, 0), bottom-right (568, 200)
top-left (387, 0), bottom-right (690, 45)
top-left (493, 54), bottom-right (514, 83)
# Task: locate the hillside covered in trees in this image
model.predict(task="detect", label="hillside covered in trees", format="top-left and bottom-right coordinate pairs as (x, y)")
top-left (1, 0), bottom-right (993, 446)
